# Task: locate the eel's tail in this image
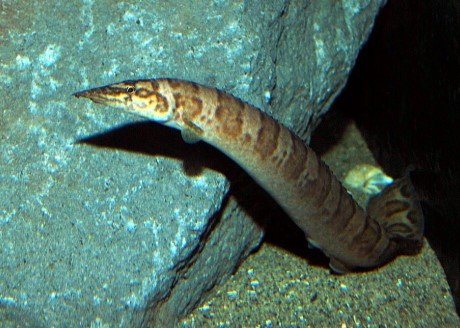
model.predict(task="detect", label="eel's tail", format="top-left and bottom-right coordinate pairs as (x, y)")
top-left (367, 174), bottom-right (425, 255)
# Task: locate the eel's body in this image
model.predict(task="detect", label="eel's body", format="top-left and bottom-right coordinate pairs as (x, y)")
top-left (74, 78), bottom-right (424, 272)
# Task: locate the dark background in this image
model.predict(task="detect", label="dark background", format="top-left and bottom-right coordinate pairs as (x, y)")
top-left (334, 0), bottom-right (459, 313)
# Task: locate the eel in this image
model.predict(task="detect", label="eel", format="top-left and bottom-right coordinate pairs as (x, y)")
top-left (74, 78), bottom-right (424, 273)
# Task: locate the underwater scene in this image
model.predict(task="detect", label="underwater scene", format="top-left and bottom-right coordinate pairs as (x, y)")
top-left (1, 1), bottom-right (459, 327)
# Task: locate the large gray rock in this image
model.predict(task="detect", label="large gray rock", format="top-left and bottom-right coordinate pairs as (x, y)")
top-left (1, 0), bottom-right (387, 326)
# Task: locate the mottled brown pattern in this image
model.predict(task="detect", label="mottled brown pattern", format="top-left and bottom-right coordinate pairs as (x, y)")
top-left (214, 104), bottom-right (243, 139)
top-left (329, 188), bottom-right (355, 226)
top-left (149, 80), bottom-right (160, 91)
top-left (173, 94), bottom-right (203, 120)
top-left (349, 216), bottom-right (372, 247)
top-left (315, 166), bottom-right (333, 207)
top-left (182, 116), bottom-right (204, 136)
top-left (137, 88), bottom-right (156, 98)
top-left (282, 133), bottom-right (307, 181)
top-left (173, 111), bottom-right (180, 121)
top-left (217, 90), bottom-right (245, 112)
top-left (356, 219), bottom-right (384, 255)
top-left (384, 199), bottom-right (410, 218)
top-left (75, 78), bottom-right (425, 272)
top-left (155, 93), bottom-right (169, 113)
top-left (173, 94), bottom-right (185, 107)
top-left (253, 115), bottom-right (280, 160)
top-left (168, 79), bottom-right (199, 94)
top-left (243, 133), bottom-right (252, 144)
top-left (188, 97), bottom-right (203, 119)
top-left (273, 149), bottom-right (288, 169)
top-left (294, 150), bottom-right (320, 193)
top-left (105, 87), bottom-right (124, 97)
top-left (167, 79), bottom-right (184, 91)
top-left (389, 223), bottom-right (412, 235)
top-left (318, 167), bottom-right (333, 208)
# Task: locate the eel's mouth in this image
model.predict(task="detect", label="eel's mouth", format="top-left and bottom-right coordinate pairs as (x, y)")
top-left (74, 88), bottom-right (107, 104)
top-left (73, 86), bottom-right (124, 106)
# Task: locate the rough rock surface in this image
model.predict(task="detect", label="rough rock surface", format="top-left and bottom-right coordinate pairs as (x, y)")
top-left (0, 0), bottom-right (401, 326)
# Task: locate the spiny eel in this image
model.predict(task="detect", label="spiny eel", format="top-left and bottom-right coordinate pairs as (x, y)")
top-left (74, 78), bottom-right (424, 273)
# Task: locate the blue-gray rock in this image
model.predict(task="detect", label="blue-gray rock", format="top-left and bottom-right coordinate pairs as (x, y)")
top-left (0, 0), bottom-right (422, 327)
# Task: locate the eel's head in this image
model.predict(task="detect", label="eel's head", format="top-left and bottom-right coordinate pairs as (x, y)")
top-left (74, 79), bottom-right (173, 123)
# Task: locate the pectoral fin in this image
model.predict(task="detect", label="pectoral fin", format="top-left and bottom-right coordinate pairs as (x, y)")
top-left (181, 116), bottom-right (204, 144)
top-left (181, 128), bottom-right (202, 144)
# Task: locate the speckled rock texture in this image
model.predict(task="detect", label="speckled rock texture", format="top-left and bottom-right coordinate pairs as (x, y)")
top-left (0, 0), bottom-right (418, 327)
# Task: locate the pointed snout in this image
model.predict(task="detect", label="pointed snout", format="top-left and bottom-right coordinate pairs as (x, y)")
top-left (73, 86), bottom-right (111, 104)
top-left (73, 89), bottom-right (91, 98)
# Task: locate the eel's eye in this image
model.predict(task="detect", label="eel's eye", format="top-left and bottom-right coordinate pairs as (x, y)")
top-left (126, 86), bottom-right (135, 94)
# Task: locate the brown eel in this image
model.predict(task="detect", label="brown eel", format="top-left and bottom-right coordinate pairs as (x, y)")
top-left (74, 78), bottom-right (424, 273)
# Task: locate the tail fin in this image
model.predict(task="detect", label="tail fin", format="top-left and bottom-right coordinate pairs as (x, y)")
top-left (367, 174), bottom-right (424, 255)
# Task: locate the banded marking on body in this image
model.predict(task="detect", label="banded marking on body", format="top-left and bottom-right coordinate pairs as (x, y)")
top-left (74, 78), bottom-right (425, 272)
